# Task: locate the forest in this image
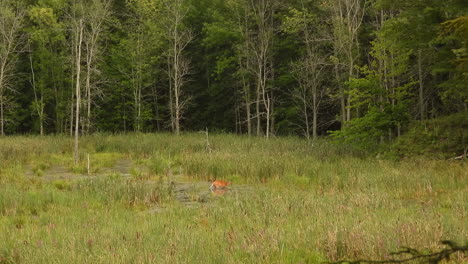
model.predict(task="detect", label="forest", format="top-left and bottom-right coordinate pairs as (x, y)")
top-left (0, 0), bottom-right (467, 263)
top-left (0, 0), bottom-right (466, 143)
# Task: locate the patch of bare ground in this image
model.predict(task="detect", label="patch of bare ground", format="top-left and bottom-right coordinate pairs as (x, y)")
top-left (25, 159), bottom-right (250, 212)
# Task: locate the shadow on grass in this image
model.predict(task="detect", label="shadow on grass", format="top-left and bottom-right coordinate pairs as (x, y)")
top-left (326, 241), bottom-right (467, 264)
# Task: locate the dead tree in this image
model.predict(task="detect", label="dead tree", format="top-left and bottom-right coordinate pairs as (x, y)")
top-left (0, 1), bottom-right (25, 136)
top-left (69, 0), bottom-right (85, 164)
top-left (163, 0), bottom-right (193, 135)
top-left (248, 0), bottom-right (277, 138)
top-left (83, 0), bottom-right (111, 134)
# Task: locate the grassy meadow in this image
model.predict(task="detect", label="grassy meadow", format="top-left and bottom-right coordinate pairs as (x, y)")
top-left (0, 133), bottom-right (466, 263)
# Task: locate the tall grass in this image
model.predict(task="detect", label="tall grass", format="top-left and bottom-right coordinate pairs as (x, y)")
top-left (0, 133), bottom-right (466, 263)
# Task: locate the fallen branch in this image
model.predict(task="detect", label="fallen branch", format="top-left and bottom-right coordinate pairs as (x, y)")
top-left (448, 154), bottom-right (467, 160)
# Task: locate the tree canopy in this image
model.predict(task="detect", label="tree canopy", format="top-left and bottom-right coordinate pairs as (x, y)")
top-left (0, 0), bottom-right (466, 145)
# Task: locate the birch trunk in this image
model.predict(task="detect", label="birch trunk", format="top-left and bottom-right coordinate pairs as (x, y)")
top-left (74, 19), bottom-right (84, 165)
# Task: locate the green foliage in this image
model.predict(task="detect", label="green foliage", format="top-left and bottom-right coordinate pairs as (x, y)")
top-left (330, 105), bottom-right (410, 149)
top-left (393, 111), bottom-right (468, 158)
top-left (0, 0), bottom-right (466, 143)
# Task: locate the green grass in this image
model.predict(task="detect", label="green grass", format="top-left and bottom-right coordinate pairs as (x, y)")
top-left (0, 133), bottom-right (466, 263)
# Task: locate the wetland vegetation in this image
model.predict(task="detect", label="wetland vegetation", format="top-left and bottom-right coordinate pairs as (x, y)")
top-left (0, 134), bottom-right (466, 263)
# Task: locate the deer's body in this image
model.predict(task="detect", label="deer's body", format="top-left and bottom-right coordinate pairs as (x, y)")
top-left (210, 180), bottom-right (231, 190)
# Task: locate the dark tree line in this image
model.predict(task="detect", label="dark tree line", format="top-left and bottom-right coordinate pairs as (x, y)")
top-left (0, 0), bottom-right (466, 142)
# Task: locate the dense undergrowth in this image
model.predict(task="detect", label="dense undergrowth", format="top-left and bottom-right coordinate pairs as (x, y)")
top-left (393, 112), bottom-right (467, 159)
top-left (0, 134), bottom-right (466, 263)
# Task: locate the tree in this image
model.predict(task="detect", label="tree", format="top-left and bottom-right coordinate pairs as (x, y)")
top-left (162, 0), bottom-right (193, 135)
top-left (326, 0), bottom-right (366, 124)
top-left (283, 2), bottom-right (331, 140)
top-left (247, 0), bottom-right (278, 138)
top-left (117, 0), bottom-right (162, 132)
top-left (69, 1), bottom-right (85, 164)
top-left (440, 15), bottom-right (468, 112)
top-left (0, 0), bottom-right (26, 136)
top-left (27, 5), bottom-right (65, 135)
top-left (82, 0), bottom-right (112, 134)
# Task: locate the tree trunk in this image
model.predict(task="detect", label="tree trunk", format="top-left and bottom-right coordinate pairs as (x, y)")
top-left (85, 46), bottom-right (92, 134)
top-left (40, 97), bottom-right (44, 136)
top-left (304, 98), bottom-right (310, 140)
top-left (174, 44), bottom-right (180, 135)
top-left (312, 88), bottom-right (317, 140)
top-left (0, 55), bottom-right (7, 136)
top-left (165, 0), bottom-right (192, 136)
top-left (74, 19), bottom-right (84, 165)
top-left (265, 95), bottom-right (270, 138)
top-left (418, 48), bottom-right (424, 121)
top-left (152, 84), bottom-right (160, 131)
top-left (134, 31), bottom-right (142, 132)
top-left (0, 95), bottom-right (3, 136)
top-left (241, 71), bottom-right (251, 136)
top-left (256, 82), bottom-right (261, 136)
top-left (168, 57), bottom-right (174, 132)
top-left (245, 96), bottom-right (251, 136)
top-left (334, 55), bottom-right (346, 126)
top-left (70, 92), bottom-right (74, 137)
top-left (29, 52), bottom-right (44, 136)
top-left (346, 54), bottom-right (353, 122)
top-left (0, 69), bottom-right (5, 136)
top-left (270, 92), bottom-right (274, 136)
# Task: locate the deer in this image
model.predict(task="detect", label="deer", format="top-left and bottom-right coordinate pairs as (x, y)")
top-left (210, 180), bottom-right (231, 191)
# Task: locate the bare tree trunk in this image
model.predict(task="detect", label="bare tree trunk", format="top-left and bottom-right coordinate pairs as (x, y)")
top-left (167, 57), bottom-right (174, 132)
top-left (304, 97), bottom-right (310, 140)
top-left (74, 19), bottom-right (84, 165)
top-left (132, 28), bottom-right (143, 132)
top-left (418, 48), bottom-right (424, 121)
top-left (346, 55), bottom-right (353, 122)
top-left (70, 91), bottom-right (74, 136)
top-left (256, 82), bottom-right (261, 136)
top-left (137, 64), bottom-right (142, 131)
top-left (174, 69), bottom-right (180, 136)
top-left (0, 64), bottom-right (4, 136)
top-left (240, 59), bottom-right (252, 136)
top-left (0, 1), bottom-right (25, 136)
top-left (81, 0), bottom-right (111, 134)
top-left (85, 44), bottom-right (93, 134)
top-left (334, 60), bottom-right (346, 126)
top-left (0, 95), bottom-right (3, 136)
top-left (69, 51), bottom-right (75, 136)
top-left (270, 92), bottom-right (275, 136)
top-left (164, 0), bottom-right (192, 136)
top-left (244, 82), bottom-right (251, 136)
top-left (312, 87), bottom-right (318, 140)
top-left (265, 95), bottom-right (270, 138)
top-left (29, 51), bottom-right (45, 136)
top-left (249, 0), bottom-right (276, 138)
top-left (137, 79), bottom-right (142, 131)
top-left (0, 69), bottom-right (5, 136)
top-left (174, 35), bottom-right (180, 135)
